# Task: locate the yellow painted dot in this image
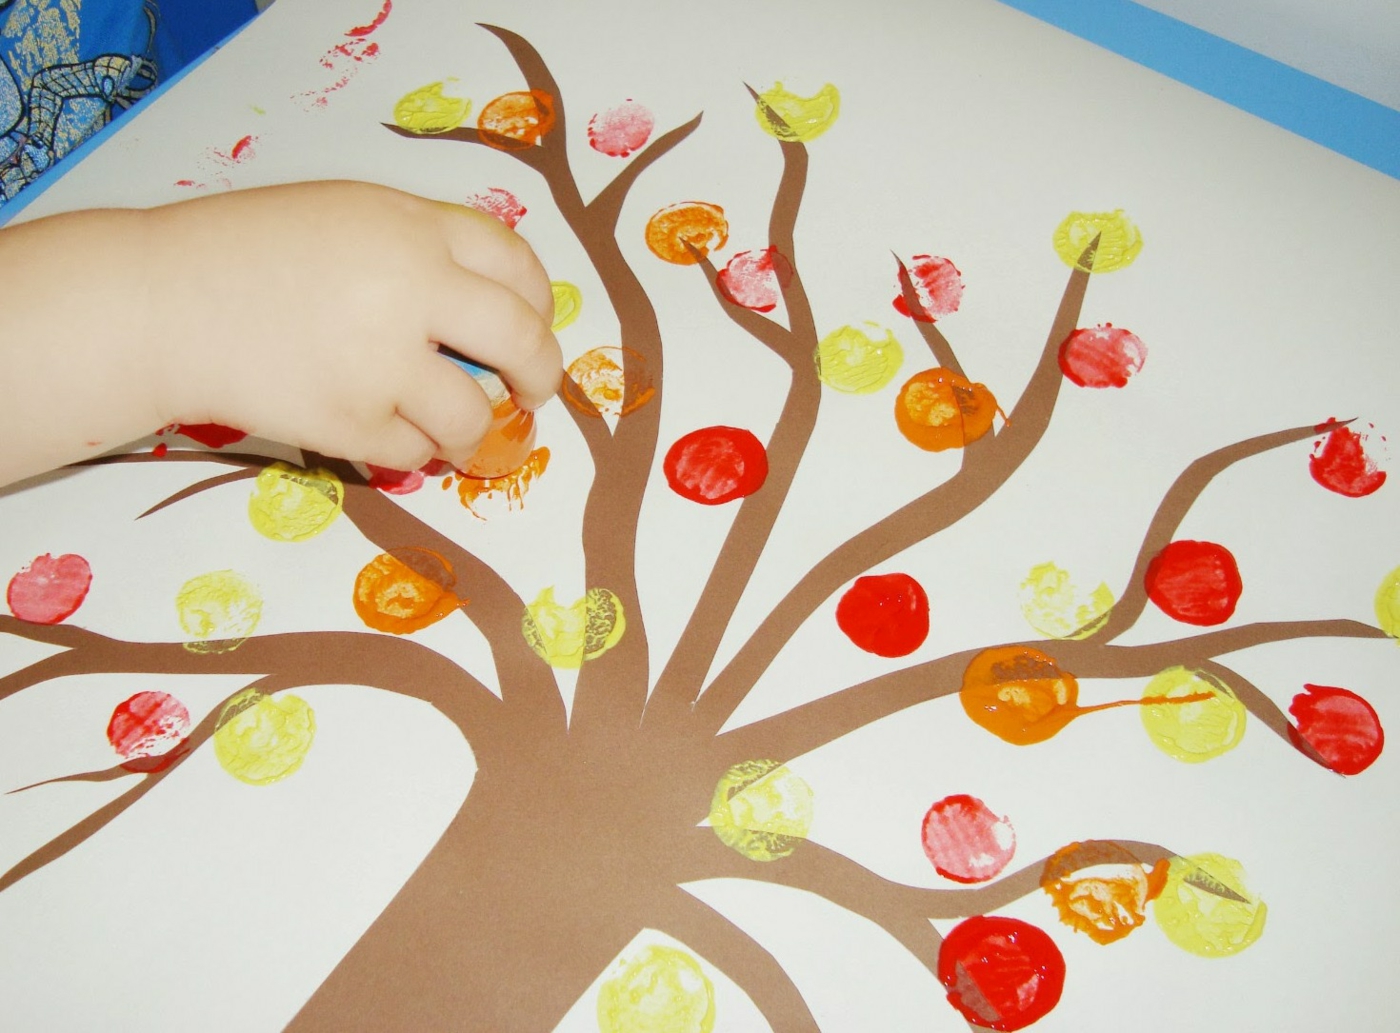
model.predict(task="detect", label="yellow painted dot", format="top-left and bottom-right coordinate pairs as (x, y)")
top-left (754, 82), bottom-right (840, 142)
top-left (1140, 666), bottom-right (1246, 763)
top-left (1052, 210), bottom-right (1142, 272)
top-left (393, 80), bottom-right (472, 134)
top-left (1019, 561), bottom-right (1114, 639)
top-left (1153, 852), bottom-right (1266, 957)
top-left (597, 944), bottom-right (715, 1033)
top-left (521, 586), bottom-right (626, 669)
top-left (551, 281), bottom-right (583, 332)
top-left (176, 569), bottom-right (263, 654)
top-left (709, 759), bottom-right (814, 862)
top-left (1375, 565), bottom-right (1400, 640)
top-left (213, 688), bottom-right (316, 786)
top-left (248, 462), bottom-right (343, 542)
top-left (816, 324), bottom-right (904, 394)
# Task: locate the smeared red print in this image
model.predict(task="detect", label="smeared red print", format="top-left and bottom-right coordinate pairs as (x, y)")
top-left (836, 572), bottom-right (929, 657)
top-left (664, 426), bottom-right (768, 505)
top-left (1310, 421), bottom-right (1387, 497)
top-left (7, 553), bottom-right (92, 625)
top-left (367, 464), bottom-right (425, 495)
top-left (107, 691), bottom-right (191, 773)
top-left (921, 794), bottom-right (1016, 883)
top-left (587, 99), bottom-right (655, 157)
top-left (1058, 324), bottom-right (1146, 388)
top-left (717, 247), bottom-right (794, 313)
top-left (345, 0), bottom-right (392, 37)
top-left (1289, 684), bottom-right (1384, 775)
top-left (937, 915), bottom-right (1065, 1031)
top-left (152, 442), bottom-right (168, 457)
top-left (296, 3), bottom-right (389, 111)
top-left (1144, 540), bottom-right (1242, 626)
top-left (465, 187), bottom-right (527, 229)
top-left (893, 254), bottom-right (963, 323)
top-left (175, 423), bottom-right (248, 448)
top-left (175, 135), bottom-right (261, 191)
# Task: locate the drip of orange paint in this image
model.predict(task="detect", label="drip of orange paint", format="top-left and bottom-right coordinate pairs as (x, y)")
top-left (455, 447), bottom-right (551, 516)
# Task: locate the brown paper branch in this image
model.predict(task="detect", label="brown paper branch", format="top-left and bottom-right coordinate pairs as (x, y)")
top-left (1195, 658), bottom-right (1331, 768)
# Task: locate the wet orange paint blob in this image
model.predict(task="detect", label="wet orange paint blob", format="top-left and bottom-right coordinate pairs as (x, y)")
top-left (1040, 841), bottom-right (1169, 945)
top-left (895, 368), bottom-right (998, 452)
top-left (644, 202), bottom-right (729, 265)
top-left (353, 548), bottom-right (465, 634)
top-left (477, 90), bottom-right (555, 150)
top-left (455, 447), bottom-right (551, 517)
top-left (563, 347), bottom-right (656, 418)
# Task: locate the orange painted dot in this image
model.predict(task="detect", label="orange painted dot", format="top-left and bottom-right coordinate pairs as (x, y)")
top-left (563, 346), bottom-right (656, 418)
top-left (353, 548), bottom-right (465, 634)
top-left (645, 202), bottom-right (729, 265)
top-left (456, 447), bottom-right (551, 517)
top-left (895, 368), bottom-right (998, 452)
top-left (961, 645), bottom-right (1081, 745)
top-left (477, 90), bottom-right (555, 150)
top-left (1040, 841), bottom-right (1169, 945)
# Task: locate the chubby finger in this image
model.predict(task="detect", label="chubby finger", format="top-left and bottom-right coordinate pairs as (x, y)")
top-left (435, 202), bottom-right (555, 324)
top-left (352, 412), bottom-right (441, 473)
top-left (395, 353), bottom-right (495, 470)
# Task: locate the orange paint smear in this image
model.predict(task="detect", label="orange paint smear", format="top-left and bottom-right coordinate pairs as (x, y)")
top-left (1041, 842), bottom-right (1170, 944)
top-left (455, 447), bottom-right (551, 517)
top-left (895, 368), bottom-right (998, 452)
top-left (563, 347), bottom-right (656, 418)
top-left (353, 547), bottom-right (464, 634)
top-left (478, 91), bottom-right (556, 151)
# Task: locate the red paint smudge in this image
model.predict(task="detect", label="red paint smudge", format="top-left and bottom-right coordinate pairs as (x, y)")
top-left (921, 794), bottom-right (1016, 883)
top-left (367, 464), bottom-right (425, 495)
top-left (1058, 324), bottom-right (1147, 388)
top-left (465, 187), bottom-right (527, 229)
top-left (152, 442), bottom-right (168, 457)
top-left (717, 247), bottom-right (794, 313)
top-left (1144, 539), bottom-right (1242, 626)
top-left (893, 254), bottom-right (964, 323)
top-left (107, 691), bottom-right (191, 773)
top-left (587, 99), bottom-right (655, 157)
top-left (835, 572), bottom-right (929, 657)
top-left (345, 0), bottom-right (392, 37)
top-left (1289, 683), bottom-right (1384, 775)
top-left (6, 553), bottom-right (92, 624)
top-left (937, 915), bottom-right (1065, 1031)
top-left (1310, 422), bottom-right (1386, 497)
top-left (175, 423), bottom-right (248, 448)
top-left (174, 179), bottom-right (196, 187)
top-left (663, 426), bottom-right (768, 505)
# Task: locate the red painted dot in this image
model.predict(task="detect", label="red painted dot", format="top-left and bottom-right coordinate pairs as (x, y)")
top-left (938, 915), bottom-right (1065, 1031)
top-left (1144, 540), bottom-right (1242, 626)
top-left (152, 442), bottom-right (169, 457)
top-left (586, 99), bottom-right (655, 157)
top-left (717, 247), bottom-right (794, 313)
top-left (664, 426), bottom-right (768, 505)
top-left (465, 187), bottom-right (527, 229)
top-left (921, 794), bottom-right (1016, 883)
top-left (893, 254), bottom-right (964, 323)
top-left (6, 553), bottom-right (92, 624)
top-left (835, 572), bottom-right (930, 657)
top-left (367, 464), bottom-right (425, 495)
top-left (1309, 422), bottom-right (1386, 498)
top-left (1289, 683), bottom-right (1384, 775)
top-left (175, 423), bottom-right (248, 448)
top-left (1058, 324), bottom-right (1146, 388)
top-left (107, 691), bottom-right (192, 772)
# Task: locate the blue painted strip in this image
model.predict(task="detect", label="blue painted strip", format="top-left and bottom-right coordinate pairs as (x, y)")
top-left (996, 0), bottom-right (1400, 179)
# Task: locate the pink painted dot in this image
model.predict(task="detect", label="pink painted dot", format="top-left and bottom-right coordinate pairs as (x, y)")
top-left (921, 793), bottom-right (1016, 883)
top-left (717, 247), bottom-right (794, 313)
top-left (7, 553), bottom-right (92, 624)
top-left (465, 187), bottom-right (527, 229)
top-left (587, 99), bottom-right (655, 157)
top-left (367, 464), bottom-right (425, 494)
top-left (107, 691), bottom-right (191, 772)
top-left (893, 255), bottom-right (964, 323)
top-left (1058, 324), bottom-right (1147, 388)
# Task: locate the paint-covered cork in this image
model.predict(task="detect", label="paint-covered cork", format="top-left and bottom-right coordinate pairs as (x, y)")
top-left (441, 350), bottom-right (538, 478)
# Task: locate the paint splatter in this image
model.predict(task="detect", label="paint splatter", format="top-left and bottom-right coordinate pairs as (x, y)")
top-left (1052, 210), bottom-right (1142, 273)
top-left (213, 688), bottom-right (316, 786)
top-left (563, 347), bottom-right (656, 418)
top-left (551, 281), bottom-right (582, 331)
top-left (596, 944), bottom-right (715, 1033)
top-left (1058, 324), bottom-right (1147, 388)
top-left (1309, 421), bottom-right (1387, 497)
top-left (6, 553), bottom-right (91, 624)
top-left (835, 572), bottom-right (929, 657)
top-left (152, 443), bottom-right (169, 458)
top-left (1288, 684), bottom-right (1384, 775)
top-left (717, 247), bottom-right (793, 312)
top-left (1140, 666), bottom-right (1246, 763)
top-left (645, 202), bottom-right (728, 265)
top-left (1375, 565), bottom-right (1400, 640)
top-left (663, 426), bottom-right (768, 505)
top-left (1144, 540), bottom-right (1242, 626)
top-left (1040, 841), bottom-right (1168, 945)
top-left (464, 187), bottom-right (526, 228)
top-left (294, 0), bottom-right (390, 110)
top-left (477, 90), bottom-right (556, 150)
top-left (815, 324), bottom-right (904, 394)
top-left (454, 447), bottom-right (551, 518)
top-left (895, 367), bottom-right (998, 450)
top-left (521, 586), bottom-right (626, 669)
top-left (1019, 561), bottom-right (1114, 639)
top-left (393, 80), bottom-right (471, 134)
top-left (937, 915), bottom-right (1065, 1032)
top-left (893, 255), bottom-right (963, 323)
top-left (107, 691), bottom-right (191, 773)
top-left (921, 794), bottom-right (1016, 883)
top-left (176, 570), bottom-right (263, 653)
top-left (753, 82), bottom-right (840, 142)
top-left (174, 136), bottom-right (260, 192)
top-left (1153, 853), bottom-right (1266, 957)
top-left (709, 759), bottom-right (814, 862)
top-left (248, 463), bottom-right (344, 542)
top-left (353, 548), bottom-right (464, 635)
top-left (174, 423), bottom-right (248, 448)
top-left (587, 99), bottom-right (654, 157)
top-left (366, 464), bottom-right (425, 495)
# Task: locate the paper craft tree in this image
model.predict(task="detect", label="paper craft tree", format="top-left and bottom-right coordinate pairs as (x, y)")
top-left (3, 24), bottom-right (1395, 1032)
